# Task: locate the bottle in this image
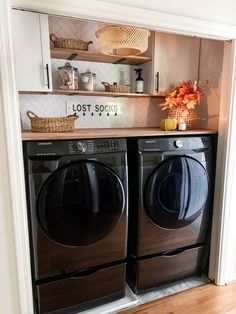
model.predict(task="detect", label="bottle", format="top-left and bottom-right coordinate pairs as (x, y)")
top-left (134, 69), bottom-right (144, 94)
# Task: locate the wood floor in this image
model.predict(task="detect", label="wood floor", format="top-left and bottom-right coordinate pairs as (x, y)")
top-left (119, 282), bottom-right (236, 314)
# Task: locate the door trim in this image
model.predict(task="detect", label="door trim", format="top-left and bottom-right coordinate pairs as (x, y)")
top-left (0, 1), bottom-right (34, 313)
top-left (12, 0), bottom-right (236, 40)
top-left (208, 40), bottom-right (236, 284)
top-left (1, 1), bottom-right (236, 313)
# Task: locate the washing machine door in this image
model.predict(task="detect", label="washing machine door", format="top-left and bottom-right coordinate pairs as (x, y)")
top-left (144, 156), bottom-right (209, 229)
top-left (37, 160), bottom-right (125, 246)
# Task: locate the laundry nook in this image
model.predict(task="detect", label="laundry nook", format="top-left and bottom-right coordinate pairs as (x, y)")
top-left (1, 1), bottom-right (236, 314)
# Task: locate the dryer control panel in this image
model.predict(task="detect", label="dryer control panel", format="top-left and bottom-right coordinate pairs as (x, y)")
top-left (138, 136), bottom-right (212, 152)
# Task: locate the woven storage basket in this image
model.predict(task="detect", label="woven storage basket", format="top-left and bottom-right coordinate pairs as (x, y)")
top-left (27, 111), bottom-right (78, 133)
top-left (95, 25), bottom-right (150, 56)
top-left (102, 82), bottom-right (130, 93)
top-left (50, 33), bottom-right (93, 51)
top-left (168, 108), bottom-right (197, 130)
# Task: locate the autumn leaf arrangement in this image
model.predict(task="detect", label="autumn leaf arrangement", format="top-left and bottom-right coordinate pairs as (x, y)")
top-left (159, 80), bottom-right (207, 121)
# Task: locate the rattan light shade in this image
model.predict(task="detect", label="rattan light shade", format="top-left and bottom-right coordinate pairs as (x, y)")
top-left (95, 25), bottom-right (150, 56)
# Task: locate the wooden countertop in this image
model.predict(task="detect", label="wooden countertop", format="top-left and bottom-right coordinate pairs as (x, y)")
top-left (22, 128), bottom-right (217, 141)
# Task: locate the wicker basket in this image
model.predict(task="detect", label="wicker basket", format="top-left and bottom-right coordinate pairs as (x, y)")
top-left (50, 33), bottom-right (93, 51)
top-left (168, 108), bottom-right (197, 130)
top-left (27, 111), bottom-right (78, 133)
top-left (102, 82), bottom-right (130, 93)
top-left (95, 25), bottom-right (150, 56)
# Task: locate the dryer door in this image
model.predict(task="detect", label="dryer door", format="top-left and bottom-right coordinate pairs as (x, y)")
top-left (144, 156), bottom-right (209, 229)
top-left (37, 160), bottom-right (125, 246)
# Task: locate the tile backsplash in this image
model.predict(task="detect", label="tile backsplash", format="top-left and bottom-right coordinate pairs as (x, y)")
top-left (20, 94), bottom-right (165, 130)
top-left (52, 59), bottom-right (132, 92)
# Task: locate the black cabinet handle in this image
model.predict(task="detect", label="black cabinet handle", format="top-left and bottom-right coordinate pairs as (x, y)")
top-left (155, 72), bottom-right (159, 93)
top-left (45, 63), bottom-right (50, 89)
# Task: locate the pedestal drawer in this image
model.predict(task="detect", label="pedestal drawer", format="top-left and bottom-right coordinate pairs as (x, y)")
top-left (137, 246), bottom-right (204, 292)
top-left (37, 263), bottom-right (126, 313)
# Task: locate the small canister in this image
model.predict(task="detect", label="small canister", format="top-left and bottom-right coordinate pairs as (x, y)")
top-left (80, 70), bottom-right (96, 91)
top-left (58, 62), bottom-right (79, 90)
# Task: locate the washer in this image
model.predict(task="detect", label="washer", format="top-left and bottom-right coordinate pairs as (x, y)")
top-left (23, 138), bottom-right (128, 313)
top-left (127, 136), bottom-right (215, 293)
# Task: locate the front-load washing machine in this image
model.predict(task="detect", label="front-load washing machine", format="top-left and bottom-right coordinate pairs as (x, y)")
top-left (127, 136), bottom-right (215, 293)
top-left (23, 138), bottom-right (128, 313)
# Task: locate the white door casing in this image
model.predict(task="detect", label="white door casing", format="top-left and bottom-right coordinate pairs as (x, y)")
top-left (209, 40), bottom-right (236, 284)
top-left (1, 1), bottom-right (236, 313)
top-left (0, 0), bottom-right (34, 314)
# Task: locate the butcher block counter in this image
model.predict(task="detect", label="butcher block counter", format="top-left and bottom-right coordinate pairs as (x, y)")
top-left (22, 128), bottom-right (217, 141)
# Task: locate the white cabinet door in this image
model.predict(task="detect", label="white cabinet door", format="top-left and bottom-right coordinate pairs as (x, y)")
top-left (151, 32), bottom-right (200, 94)
top-left (12, 10), bottom-right (52, 92)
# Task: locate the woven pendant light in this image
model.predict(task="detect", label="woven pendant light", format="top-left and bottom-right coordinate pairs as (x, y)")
top-left (95, 24), bottom-right (150, 57)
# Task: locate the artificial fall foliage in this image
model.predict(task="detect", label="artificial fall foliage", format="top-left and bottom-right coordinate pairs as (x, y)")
top-left (159, 80), bottom-right (204, 119)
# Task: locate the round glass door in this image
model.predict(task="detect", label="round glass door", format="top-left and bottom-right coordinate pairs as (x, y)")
top-left (144, 156), bottom-right (209, 229)
top-left (37, 160), bottom-right (125, 246)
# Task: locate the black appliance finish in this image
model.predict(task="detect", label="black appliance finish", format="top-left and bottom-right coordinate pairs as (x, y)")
top-left (127, 136), bottom-right (214, 293)
top-left (23, 138), bottom-right (128, 314)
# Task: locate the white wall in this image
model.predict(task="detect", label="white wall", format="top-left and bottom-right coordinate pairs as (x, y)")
top-left (11, 0), bottom-right (236, 40)
top-left (0, 111), bottom-right (21, 314)
top-left (12, 0), bottom-right (236, 26)
top-left (0, 2), bottom-right (21, 313)
top-left (100, 0), bottom-right (236, 26)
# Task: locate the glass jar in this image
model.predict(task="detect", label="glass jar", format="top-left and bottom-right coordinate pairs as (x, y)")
top-left (80, 70), bottom-right (96, 91)
top-left (58, 62), bottom-right (79, 90)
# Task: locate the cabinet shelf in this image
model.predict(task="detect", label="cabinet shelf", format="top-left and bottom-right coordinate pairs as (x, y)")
top-left (51, 48), bottom-right (152, 65)
top-left (19, 89), bottom-right (167, 98)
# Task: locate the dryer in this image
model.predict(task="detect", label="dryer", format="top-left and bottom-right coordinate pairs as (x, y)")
top-left (127, 136), bottom-right (215, 293)
top-left (23, 138), bottom-right (128, 313)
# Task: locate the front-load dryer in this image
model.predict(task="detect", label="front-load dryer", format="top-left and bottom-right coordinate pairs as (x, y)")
top-left (127, 136), bottom-right (215, 293)
top-left (23, 138), bottom-right (128, 313)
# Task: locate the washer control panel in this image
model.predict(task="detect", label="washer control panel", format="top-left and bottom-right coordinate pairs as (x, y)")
top-left (26, 139), bottom-right (126, 156)
top-left (68, 139), bottom-right (125, 154)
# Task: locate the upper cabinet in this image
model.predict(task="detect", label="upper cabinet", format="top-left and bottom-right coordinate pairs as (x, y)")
top-left (153, 33), bottom-right (200, 90)
top-left (12, 10), bottom-right (52, 92)
top-left (142, 32), bottom-right (200, 95)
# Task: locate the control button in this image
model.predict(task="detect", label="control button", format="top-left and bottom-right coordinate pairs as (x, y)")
top-left (174, 140), bottom-right (183, 148)
top-left (76, 141), bottom-right (87, 153)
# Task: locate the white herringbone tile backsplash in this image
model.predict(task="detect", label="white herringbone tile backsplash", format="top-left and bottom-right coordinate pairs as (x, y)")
top-left (51, 59), bottom-right (131, 91)
top-left (49, 16), bottom-right (99, 52)
top-left (20, 95), bottom-right (164, 130)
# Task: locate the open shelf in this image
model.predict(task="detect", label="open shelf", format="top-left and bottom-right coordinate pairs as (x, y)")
top-left (19, 89), bottom-right (167, 98)
top-left (22, 128), bottom-right (218, 141)
top-left (52, 89), bottom-right (151, 97)
top-left (50, 48), bottom-right (152, 65)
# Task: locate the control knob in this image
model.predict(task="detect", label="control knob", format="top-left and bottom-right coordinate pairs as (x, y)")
top-left (76, 141), bottom-right (87, 152)
top-left (174, 139), bottom-right (183, 148)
